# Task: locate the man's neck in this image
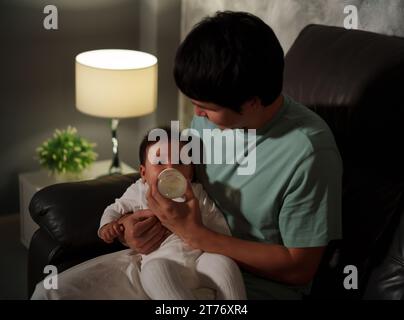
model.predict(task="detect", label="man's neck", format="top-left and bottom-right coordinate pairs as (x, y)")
top-left (245, 94), bottom-right (284, 130)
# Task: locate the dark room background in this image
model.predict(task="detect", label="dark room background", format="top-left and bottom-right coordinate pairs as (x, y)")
top-left (1, 0), bottom-right (404, 215)
top-left (0, 0), bottom-right (181, 215)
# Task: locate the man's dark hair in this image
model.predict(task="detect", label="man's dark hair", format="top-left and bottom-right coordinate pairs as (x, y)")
top-left (174, 11), bottom-right (284, 112)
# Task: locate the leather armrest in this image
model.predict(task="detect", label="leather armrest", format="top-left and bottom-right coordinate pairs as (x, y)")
top-left (364, 199), bottom-right (404, 299)
top-left (28, 228), bottom-right (126, 298)
top-left (28, 228), bottom-right (61, 297)
top-left (29, 173), bottom-right (139, 250)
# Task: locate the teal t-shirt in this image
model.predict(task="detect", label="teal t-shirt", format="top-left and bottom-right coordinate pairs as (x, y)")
top-left (191, 95), bottom-right (342, 299)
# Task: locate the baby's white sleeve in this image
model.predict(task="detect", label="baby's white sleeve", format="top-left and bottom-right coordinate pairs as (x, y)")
top-left (195, 184), bottom-right (232, 236)
top-left (98, 182), bottom-right (142, 235)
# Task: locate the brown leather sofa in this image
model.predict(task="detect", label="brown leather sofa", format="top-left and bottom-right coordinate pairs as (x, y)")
top-left (28, 24), bottom-right (404, 299)
top-left (283, 24), bottom-right (404, 299)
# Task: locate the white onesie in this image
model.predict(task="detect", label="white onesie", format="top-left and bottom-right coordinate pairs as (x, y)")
top-left (98, 179), bottom-right (246, 300)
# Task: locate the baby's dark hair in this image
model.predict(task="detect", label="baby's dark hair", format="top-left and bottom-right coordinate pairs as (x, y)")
top-left (139, 126), bottom-right (198, 166)
top-left (139, 126), bottom-right (173, 166)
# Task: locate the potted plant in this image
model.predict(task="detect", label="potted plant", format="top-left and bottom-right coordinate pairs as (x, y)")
top-left (36, 126), bottom-right (98, 181)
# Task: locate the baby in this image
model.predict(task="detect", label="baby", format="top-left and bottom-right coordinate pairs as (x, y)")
top-left (98, 128), bottom-right (246, 300)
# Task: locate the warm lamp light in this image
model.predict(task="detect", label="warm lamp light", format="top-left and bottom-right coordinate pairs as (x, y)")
top-left (75, 49), bottom-right (157, 174)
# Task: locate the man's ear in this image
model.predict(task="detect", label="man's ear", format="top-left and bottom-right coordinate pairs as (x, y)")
top-left (242, 97), bottom-right (261, 113)
top-left (250, 97), bottom-right (262, 110)
top-left (140, 165), bottom-right (146, 182)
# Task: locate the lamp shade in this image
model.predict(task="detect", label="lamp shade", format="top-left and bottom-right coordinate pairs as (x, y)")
top-left (75, 49), bottom-right (157, 118)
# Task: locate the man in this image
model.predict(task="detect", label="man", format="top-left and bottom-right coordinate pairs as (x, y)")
top-left (123, 11), bottom-right (342, 299)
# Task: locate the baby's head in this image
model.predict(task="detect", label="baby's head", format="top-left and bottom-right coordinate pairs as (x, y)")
top-left (138, 127), bottom-right (194, 186)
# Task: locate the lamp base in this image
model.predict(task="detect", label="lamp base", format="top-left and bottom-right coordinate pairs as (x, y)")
top-left (109, 118), bottom-right (122, 175)
top-left (109, 164), bottom-right (122, 175)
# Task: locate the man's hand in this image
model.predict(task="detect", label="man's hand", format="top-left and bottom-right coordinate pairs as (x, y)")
top-left (99, 221), bottom-right (124, 244)
top-left (121, 209), bottom-right (171, 254)
top-left (146, 180), bottom-right (204, 246)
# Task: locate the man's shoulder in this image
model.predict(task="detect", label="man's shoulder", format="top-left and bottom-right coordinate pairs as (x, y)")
top-left (274, 95), bottom-right (340, 155)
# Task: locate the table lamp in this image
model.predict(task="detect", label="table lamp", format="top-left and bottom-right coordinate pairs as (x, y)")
top-left (75, 49), bottom-right (157, 174)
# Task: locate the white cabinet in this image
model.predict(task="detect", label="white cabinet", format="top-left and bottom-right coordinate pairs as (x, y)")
top-left (19, 160), bottom-right (136, 248)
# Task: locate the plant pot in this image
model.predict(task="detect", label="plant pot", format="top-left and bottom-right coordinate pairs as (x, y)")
top-left (53, 171), bottom-right (83, 183)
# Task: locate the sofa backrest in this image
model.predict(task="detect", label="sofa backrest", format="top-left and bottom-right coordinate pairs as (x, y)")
top-left (283, 24), bottom-right (404, 299)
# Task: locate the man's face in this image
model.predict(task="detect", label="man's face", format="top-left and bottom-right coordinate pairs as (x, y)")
top-left (140, 142), bottom-right (194, 187)
top-left (191, 99), bottom-right (248, 129)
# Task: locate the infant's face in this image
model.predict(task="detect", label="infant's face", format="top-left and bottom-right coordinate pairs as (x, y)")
top-left (140, 142), bottom-right (193, 187)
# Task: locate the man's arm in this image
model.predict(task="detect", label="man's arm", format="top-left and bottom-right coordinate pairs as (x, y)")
top-left (193, 184), bottom-right (326, 285)
top-left (121, 210), bottom-right (171, 253)
top-left (192, 227), bottom-right (325, 285)
top-left (146, 180), bottom-right (326, 286)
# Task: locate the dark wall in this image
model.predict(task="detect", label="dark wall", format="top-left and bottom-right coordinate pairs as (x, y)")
top-left (0, 1), bottom-right (152, 214)
top-left (182, 0), bottom-right (404, 53)
top-left (155, 0), bottom-right (182, 127)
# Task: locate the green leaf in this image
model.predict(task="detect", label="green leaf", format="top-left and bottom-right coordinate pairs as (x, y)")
top-left (36, 126), bottom-right (98, 174)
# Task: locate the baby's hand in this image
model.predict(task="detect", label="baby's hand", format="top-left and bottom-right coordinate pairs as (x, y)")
top-left (99, 221), bottom-right (124, 244)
